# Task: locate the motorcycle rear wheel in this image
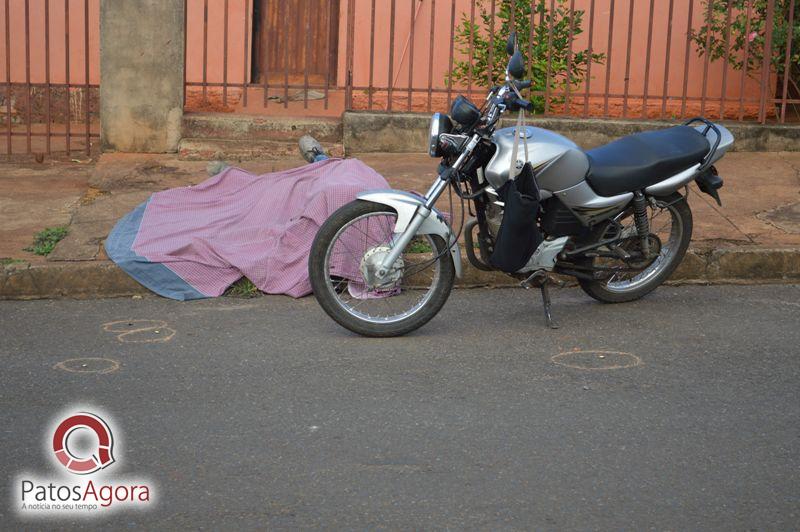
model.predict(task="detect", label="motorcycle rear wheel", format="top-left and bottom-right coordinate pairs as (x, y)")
top-left (308, 200), bottom-right (455, 337)
top-left (577, 192), bottom-right (693, 303)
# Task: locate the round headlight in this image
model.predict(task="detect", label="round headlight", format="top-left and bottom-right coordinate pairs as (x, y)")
top-left (428, 113), bottom-right (453, 157)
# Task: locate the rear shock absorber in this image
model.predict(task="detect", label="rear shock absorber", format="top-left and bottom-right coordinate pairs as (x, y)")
top-left (632, 191), bottom-right (651, 257)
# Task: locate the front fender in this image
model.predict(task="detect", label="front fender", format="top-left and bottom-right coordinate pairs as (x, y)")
top-left (357, 189), bottom-right (463, 278)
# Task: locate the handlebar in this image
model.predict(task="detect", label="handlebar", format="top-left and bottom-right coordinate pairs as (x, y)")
top-left (504, 93), bottom-right (535, 112)
top-left (481, 79), bottom-right (534, 129)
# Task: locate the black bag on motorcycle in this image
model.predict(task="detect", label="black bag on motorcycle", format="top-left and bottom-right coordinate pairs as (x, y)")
top-left (488, 162), bottom-right (543, 273)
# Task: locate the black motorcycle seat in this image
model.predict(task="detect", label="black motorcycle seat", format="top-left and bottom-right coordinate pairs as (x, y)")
top-left (585, 126), bottom-right (710, 196)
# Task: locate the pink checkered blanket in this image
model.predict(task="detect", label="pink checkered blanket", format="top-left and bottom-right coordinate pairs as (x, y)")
top-left (131, 158), bottom-right (389, 298)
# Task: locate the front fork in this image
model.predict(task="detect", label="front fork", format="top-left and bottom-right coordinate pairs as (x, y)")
top-left (375, 135), bottom-right (480, 278)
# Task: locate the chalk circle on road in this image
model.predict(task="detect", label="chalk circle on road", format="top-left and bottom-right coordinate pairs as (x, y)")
top-left (551, 350), bottom-right (641, 370)
top-left (54, 357), bottom-right (121, 374)
top-left (102, 319), bottom-right (176, 343)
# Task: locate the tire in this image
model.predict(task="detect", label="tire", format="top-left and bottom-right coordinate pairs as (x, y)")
top-left (309, 200), bottom-right (456, 337)
top-left (578, 192), bottom-right (693, 303)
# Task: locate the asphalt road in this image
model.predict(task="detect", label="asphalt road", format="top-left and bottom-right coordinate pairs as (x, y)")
top-left (1, 285), bottom-right (799, 530)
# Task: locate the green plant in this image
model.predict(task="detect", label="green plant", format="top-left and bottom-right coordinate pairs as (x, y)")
top-left (24, 226), bottom-right (68, 256)
top-left (0, 257), bottom-right (24, 266)
top-left (407, 239), bottom-right (433, 254)
top-left (691, 0), bottom-right (800, 78)
top-left (450, 0), bottom-right (605, 113)
top-left (225, 277), bottom-right (261, 298)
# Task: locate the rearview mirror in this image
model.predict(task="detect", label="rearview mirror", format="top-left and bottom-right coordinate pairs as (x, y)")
top-left (508, 50), bottom-right (525, 79)
top-left (506, 32), bottom-right (517, 56)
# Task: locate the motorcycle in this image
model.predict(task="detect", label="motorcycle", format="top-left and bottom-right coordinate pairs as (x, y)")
top-left (308, 32), bottom-right (732, 337)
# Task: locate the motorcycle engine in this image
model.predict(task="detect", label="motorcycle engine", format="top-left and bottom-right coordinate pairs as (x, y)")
top-left (485, 200), bottom-right (504, 240)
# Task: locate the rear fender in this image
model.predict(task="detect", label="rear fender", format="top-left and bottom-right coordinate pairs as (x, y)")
top-left (357, 189), bottom-right (463, 278)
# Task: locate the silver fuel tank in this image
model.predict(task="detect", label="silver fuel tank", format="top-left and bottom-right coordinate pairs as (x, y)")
top-left (484, 126), bottom-right (589, 193)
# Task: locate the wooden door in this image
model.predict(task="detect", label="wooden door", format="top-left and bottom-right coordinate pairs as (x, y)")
top-left (252, 0), bottom-right (339, 85)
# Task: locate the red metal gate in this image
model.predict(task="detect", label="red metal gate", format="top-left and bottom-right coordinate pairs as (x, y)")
top-left (1, 0), bottom-right (99, 159)
top-left (184, 0), bottom-right (798, 124)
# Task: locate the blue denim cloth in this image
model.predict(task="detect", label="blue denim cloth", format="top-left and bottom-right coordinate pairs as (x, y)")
top-left (105, 199), bottom-right (208, 300)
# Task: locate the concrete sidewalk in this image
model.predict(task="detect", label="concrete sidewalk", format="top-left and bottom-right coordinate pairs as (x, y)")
top-left (1, 151), bottom-right (799, 298)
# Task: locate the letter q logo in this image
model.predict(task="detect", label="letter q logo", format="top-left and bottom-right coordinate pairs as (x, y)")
top-left (52, 413), bottom-right (115, 475)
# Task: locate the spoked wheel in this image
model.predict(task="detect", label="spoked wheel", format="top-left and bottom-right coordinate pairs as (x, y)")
top-left (308, 200), bottom-right (455, 337)
top-left (578, 191), bottom-right (693, 303)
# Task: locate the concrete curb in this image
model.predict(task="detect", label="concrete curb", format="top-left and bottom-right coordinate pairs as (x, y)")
top-left (2, 246), bottom-right (798, 300)
top-left (343, 112), bottom-right (800, 153)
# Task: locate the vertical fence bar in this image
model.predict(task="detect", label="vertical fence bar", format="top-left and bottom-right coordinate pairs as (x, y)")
top-left (64, 0), bottom-right (70, 154)
top-left (4, 0), bottom-right (10, 158)
top-left (242, 0), bottom-right (249, 107)
top-left (719, 0), bottom-right (733, 119)
top-left (564, 0), bottom-right (575, 115)
top-left (44, 0), bottom-right (50, 155)
top-left (345, 0), bottom-right (355, 110)
top-left (488, 0), bottom-right (495, 86)
top-left (544, 0), bottom-right (554, 114)
top-left (223, 0), bottom-right (229, 106)
top-left (680, 0), bottom-right (694, 118)
top-left (268, 0), bottom-right (270, 108)
top-left (282, 0), bottom-right (289, 108)
top-left (368, 0), bottom-right (375, 109)
top-left (528, 0), bottom-right (535, 100)
top-left (323, 0), bottom-right (331, 109)
top-left (387, 0), bottom-right (396, 111)
top-left (83, 0), bottom-right (89, 154)
top-left (303, 0), bottom-right (310, 109)
top-left (583, 0), bottom-right (595, 117)
top-left (603, 0), bottom-right (615, 117)
top-left (407, 0), bottom-right (415, 110)
top-left (427, 0), bottom-right (435, 111)
top-left (699, 0), bottom-right (713, 116)
top-left (45, 0), bottom-right (51, 154)
top-left (446, 0), bottom-right (455, 108)
top-left (758, 0), bottom-right (775, 123)
top-left (642, 0), bottom-right (654, 118)
top-left (183, 0), bottom-right (187, 107)
top-left (24, 0), bottom-right (31, 153)
top-left (468, 0), bottom-right (475, 99)
top-left (779, 0), bottom-right (795, 123)
top-left (660, 0), bottom-right (674, 118)
top-left (738, 0), bottom-right (752, 120)
top-left (202, 0), bottom-right (208, 104)
top-left (621, 0), bottom-right (634, 118)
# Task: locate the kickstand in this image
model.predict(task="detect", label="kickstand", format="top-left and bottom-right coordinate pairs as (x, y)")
top-left (539, 282), bottom-right (559, 329)
top-left (521, 271), bottom-right (561, 329)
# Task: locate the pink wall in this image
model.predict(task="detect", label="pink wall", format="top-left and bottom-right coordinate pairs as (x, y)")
top-left (0, 0), bottom-right (100, 85)
top-left (338, 0), bottom-right (477, 91)
top-left (185, 0), bottom-right (251, 85)
top-left (573, 0), bottom-right (762, 101)
top-left (1, 0), bottom-right (764, 109)
top-left (340, 0), bottom-right (762, 101)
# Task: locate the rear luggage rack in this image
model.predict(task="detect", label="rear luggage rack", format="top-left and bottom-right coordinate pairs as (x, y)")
top-left (683, 117), bottom-right (721, 173)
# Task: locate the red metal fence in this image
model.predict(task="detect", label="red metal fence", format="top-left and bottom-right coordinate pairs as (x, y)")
top-left (1, 0), bottom-right (796, 159)
top-left (1, 0), bottom-right (99, 158)
top-left (185, 0), bottom-right (798, 123)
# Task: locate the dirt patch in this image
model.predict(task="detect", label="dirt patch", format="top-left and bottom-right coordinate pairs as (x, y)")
top-left (80, 187), bottom-right (108, 205)
top-left (758, 202), bottom-right (800, 234)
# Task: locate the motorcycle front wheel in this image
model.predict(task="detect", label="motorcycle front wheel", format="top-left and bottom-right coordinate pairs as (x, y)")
top-left (308, 200), bottom-right (455, 337)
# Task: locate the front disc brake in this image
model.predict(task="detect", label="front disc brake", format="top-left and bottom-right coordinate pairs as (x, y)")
top-left (359, 246), bottom-right (405, 289)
